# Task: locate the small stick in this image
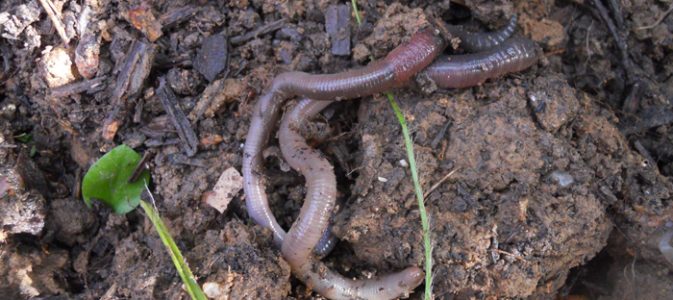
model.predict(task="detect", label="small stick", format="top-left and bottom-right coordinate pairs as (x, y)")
top-left (50, 76), bottom-right (107, 97)
top-left (156, 78), bottom-right (199, 157)
top-left (230, 19), bottom-right (285, 45)
top-left (128, 151), bottom-right (152, 183)
top-left (423, 168), bottom-right (458, 199)
top-left (633, 140), bottom-right (656, 167)
top-left (37, 0), bottom-right (71, 45)
top-left (606, 0), bottom-right (625, 29)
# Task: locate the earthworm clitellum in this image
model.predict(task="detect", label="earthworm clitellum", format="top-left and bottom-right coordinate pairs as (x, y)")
top-left (243, 15), bottom-right (540, 300)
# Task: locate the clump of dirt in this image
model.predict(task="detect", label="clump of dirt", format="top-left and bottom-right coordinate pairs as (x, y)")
top-left (335, 72), bottom-right (613, 298)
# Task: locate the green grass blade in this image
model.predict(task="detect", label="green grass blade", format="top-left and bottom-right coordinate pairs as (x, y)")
top-left (140, 199), bottom-right (207, 300)
top-left (351, 0), bottom-right (363, 25)
top-left (386, 94), bottom-right (433, 300)
top-left (349, 1), bottom-right (433, 298)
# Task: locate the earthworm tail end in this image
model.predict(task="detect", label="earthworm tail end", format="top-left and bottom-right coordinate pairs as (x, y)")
top-left (446, 15), bottom-right (518, 52)
top-left (423, 36), bottom-right (539, 89)
top-left (293, 258), bottom-right (424, 300)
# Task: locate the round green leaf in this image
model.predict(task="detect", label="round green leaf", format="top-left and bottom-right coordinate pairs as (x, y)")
top-left (82, 144), bottom-right (150, 214)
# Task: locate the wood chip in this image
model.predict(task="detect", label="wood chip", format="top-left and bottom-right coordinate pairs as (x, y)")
top-left (126, 4), bottom-right (163, 42)
top-left (156, 77), bottom-right (199, 156)
top-left (325, 4), bottom-right (351, 56)
top-left (193, 33), bottom-right (228, 82)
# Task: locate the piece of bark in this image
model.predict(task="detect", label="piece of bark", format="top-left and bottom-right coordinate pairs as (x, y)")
top-left (193, 33), bottom-right (228, 82)
top-left (102, 40), bottom-right (155, 141)
top-left (126, 4), bottom-right (163, 42)
top-left (159, 5), bottom-right (199, 28)
top-left (156, 78), bottom-right (199, 157)
top-left (188, 78), bottom-right (244, 122)
top-left (325, 4), bottom-right (351, 56)
top-left (50, 76), bottom-right (106, 97)
top-left (75, 6), bottom-right (100, 79)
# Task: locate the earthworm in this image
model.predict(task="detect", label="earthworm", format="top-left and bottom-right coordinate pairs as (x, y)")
top-left (243, 26), bottom-right (447, 246)
top-left (445, 15), bottom-right (519, 52)
top-left (659, 229), bottom-right (673, 266)
top-left (279, 98), bottom-right (423, 299)
top-left (423, 37), bottom-right (539, 89)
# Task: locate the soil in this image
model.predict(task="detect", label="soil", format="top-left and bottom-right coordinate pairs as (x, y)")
top-left (2, 0), bottom-right (673, 299)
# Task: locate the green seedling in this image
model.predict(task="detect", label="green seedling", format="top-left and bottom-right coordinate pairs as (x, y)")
top-left (82, 144), bottom-right (206, 300)
top-left (350, 1), bottom-right (434, 298)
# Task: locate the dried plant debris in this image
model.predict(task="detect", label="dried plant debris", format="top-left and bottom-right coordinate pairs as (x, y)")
top-left (156, 77), bottom-right (199, 157)
top-left (103, 40), bottom-right (156, 141)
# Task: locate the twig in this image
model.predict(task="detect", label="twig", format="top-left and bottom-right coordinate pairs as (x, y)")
top-left (636, 2), bottom-right (673, 30)
top-left (129, 151), bottom-right (152, 183)
top-left (495, 249), bottom-right (526, 262)
top-left (37, 0), bottom-right (71, 45)
top-left (50, 76), bottom-right (107, 97)
top-left (156, 77), bottom-right (199, 157)
top-left (606, 0), bottom-right (625, 29)
top-left (633, 140), bottom-right (656, 167)
top-left (423, 168), bottom-right (457, 199)
top-left (230, 19), bottom-right (285, 45)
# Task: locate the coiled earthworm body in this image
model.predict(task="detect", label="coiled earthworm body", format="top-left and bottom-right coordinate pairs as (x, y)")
top-left (659, 229), bottom-right (673, 266)
top-left (242, 27), bottom-right (447, 247)
top-left (275, 38), bottom-right (539, 299)
top-left (279, 98), bottom-right (424, 300)
top-left (445, 15), bottom-right (518, 52)
top-left (243, 14), bottom-right (541, 299)
top-left (423, 37), bottom-right (539, 89)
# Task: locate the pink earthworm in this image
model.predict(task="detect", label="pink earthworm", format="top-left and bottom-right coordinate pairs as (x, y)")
top-left (242, 26), bottom-right (447, 246)
top-left (279, 98), bottom-right (423, 299)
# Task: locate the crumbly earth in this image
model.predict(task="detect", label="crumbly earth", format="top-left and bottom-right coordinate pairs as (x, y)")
top-left (1, 0), bottom-right (673, 299)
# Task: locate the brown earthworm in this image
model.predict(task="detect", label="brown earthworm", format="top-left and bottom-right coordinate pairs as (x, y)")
top-left (242, 26), bottom-right (447, 247)
top-left (279, 98), bottom-right (424, 299)
top-left (243, 17), bottom-right (539, 299)
top-left (274, 37), bottom-right (538, 298)
top-left (445, 15), bottom-right (519, 52)
top-left (423, 36), bottom-right (539, 89)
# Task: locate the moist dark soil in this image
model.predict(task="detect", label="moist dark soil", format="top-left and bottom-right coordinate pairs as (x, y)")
top-left (2, 0), bottom-right (673, 299)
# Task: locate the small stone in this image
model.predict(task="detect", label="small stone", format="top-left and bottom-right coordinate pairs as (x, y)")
top-left (202, 281), bottom-right (224, 298)
top-left (42, 46), bottom-right (77, 88)
top-left (204, 167), bottom-right (243, 213)
top-left (377, 176), bottom-right (388, 183)
top-left (194, 33), bottom-right (229, 82)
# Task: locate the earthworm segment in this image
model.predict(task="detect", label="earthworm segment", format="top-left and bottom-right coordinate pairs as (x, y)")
top-left (424, 37), bottom-right (539, 89)
top-left (445, 15), bottom-right (519, 52)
